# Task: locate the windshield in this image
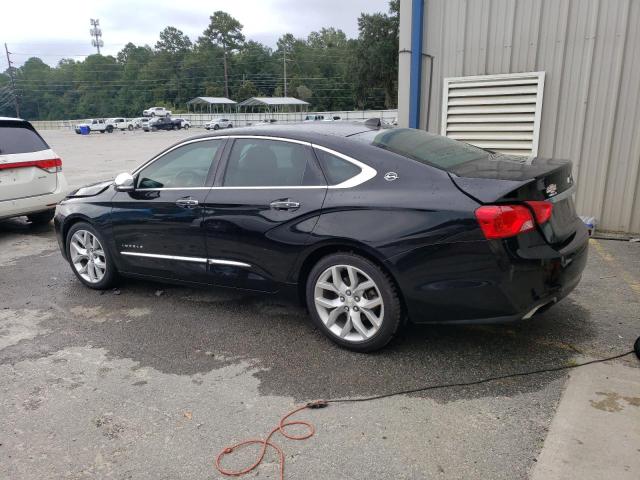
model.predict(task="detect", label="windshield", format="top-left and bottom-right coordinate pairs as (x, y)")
top-left (353, 128), bottom-right (493, 170)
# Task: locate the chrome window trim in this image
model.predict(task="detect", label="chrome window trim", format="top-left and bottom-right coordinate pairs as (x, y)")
top-left (312, 144), bottom-right (378, 188)
top-left (130, 134), bottom-right (377, 190)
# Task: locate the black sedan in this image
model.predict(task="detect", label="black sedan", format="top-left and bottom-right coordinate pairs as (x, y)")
top-left (54, 122), bottom-right (588, 351)
top-left (143, 117), bottom-right (176, 131)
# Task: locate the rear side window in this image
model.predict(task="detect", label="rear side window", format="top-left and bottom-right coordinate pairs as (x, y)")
top-left (0, 124), bottom-right (49, 154)
top-left (223, 139), bottom-right (323, 187)
top-left (314, 148), bottom-right (361, 185)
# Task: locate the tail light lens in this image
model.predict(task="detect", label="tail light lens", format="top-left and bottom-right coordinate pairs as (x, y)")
top-left (525, 200), bottom-right (553, 224)
top-left (475, 201), bottom-right (553, 240)
top-left (0, 157), bottom-right (62, 173)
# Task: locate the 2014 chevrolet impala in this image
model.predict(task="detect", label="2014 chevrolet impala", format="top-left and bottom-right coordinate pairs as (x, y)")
top-left (54, 122), bottom-right (588, 351)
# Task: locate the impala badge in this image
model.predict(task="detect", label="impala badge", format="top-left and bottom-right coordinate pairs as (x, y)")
top-left (384, 172), bottom-right (399, 182)
top-left (546, 183), bottom-right (558, 197)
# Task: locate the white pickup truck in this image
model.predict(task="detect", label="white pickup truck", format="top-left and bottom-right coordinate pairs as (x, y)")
top-left (74, 119), bottom-right (114, 134)
top-left (143, 107), bottom-right (172, 117)
top-left (106, 117), bottom-right (134, 131)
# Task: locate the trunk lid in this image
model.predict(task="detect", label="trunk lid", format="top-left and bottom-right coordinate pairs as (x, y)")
top-left (449, 155), bottom-right (577, 246)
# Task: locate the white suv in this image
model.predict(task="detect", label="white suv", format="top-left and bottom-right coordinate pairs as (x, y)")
top-left (205, 118), bottom-right (232, 130)
top-left (143, 107), bottom-right (171, 117)
top-left (0, 117), bottom-right (68, 224)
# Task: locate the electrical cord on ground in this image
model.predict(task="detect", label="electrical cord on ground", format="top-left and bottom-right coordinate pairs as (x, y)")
top-left (215, 346), bottom-right (638, 479)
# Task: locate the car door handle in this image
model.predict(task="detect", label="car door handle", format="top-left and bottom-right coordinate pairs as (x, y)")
top-left (176, 198), bottom-right (199, 208)
top-left (270, 200), bottom-right (301, 211)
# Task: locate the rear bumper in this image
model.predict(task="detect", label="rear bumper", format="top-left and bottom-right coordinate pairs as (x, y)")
top-left (388, 222), bottom-right (589, 324)
top-left (0, 174), bottom-right (68, 221)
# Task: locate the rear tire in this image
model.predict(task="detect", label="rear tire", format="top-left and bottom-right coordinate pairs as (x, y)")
top-left (227, 124), bottom-right (233, 128)
top-left (128, 124), bottom-right (133, 131)
top-left (305, 253), bottom-right (402, 352)
top-left (65, 222), bottom-right (118, 290)
top-left (27, 209), bottom-right (55, 225)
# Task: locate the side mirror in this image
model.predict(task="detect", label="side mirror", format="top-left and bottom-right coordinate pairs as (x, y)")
top-left (114, 172), bottom-right (135, 192)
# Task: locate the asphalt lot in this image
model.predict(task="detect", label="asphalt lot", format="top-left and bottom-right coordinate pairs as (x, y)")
top-left (1, 130), bottom-right (639, 479)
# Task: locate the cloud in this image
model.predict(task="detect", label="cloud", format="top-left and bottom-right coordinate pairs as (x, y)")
top-left (1, 0), bottom-right (391, 67)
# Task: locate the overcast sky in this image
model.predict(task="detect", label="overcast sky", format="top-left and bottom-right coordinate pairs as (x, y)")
top-left (1, 0), bottom-right (391, 68)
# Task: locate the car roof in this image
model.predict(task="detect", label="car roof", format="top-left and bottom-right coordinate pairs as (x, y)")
top-left (0, 116), bottom-right (25, 122)
top-left (191, 121), bottom-right (380, 143)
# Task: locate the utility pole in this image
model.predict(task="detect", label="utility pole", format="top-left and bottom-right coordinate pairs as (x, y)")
top-left (283, 48), bottom-right (287, 97)
top-left (89, 19), bottom-right (103, 54)
top-left (4, 43), bottom-right (20, 117)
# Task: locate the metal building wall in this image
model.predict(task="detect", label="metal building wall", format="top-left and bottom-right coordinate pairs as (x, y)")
top-left (400, 0), bottom-right (640, 234)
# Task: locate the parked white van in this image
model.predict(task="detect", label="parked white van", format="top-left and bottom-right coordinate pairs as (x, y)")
top-left (0, 117), bottom-right (68, 224)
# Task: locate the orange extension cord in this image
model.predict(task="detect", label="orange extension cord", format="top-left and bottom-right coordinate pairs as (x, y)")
top-left (215, 400), bottom-right (328, 479)
top-left (213, 347), bottom-right (637, 479)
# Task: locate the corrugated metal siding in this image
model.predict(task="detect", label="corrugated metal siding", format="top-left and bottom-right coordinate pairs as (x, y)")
top-left (418, 0), bottom-right (640, 234)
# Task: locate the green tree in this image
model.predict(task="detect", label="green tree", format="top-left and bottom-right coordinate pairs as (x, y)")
top-left (155, 26), bottom-right (192, 54)
top-left (354, 0), bottom-right (399, 108)
top-left (201, 11), bottom-right (245, 98)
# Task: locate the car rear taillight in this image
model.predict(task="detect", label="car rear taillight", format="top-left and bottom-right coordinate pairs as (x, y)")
top-left (0, 157), bottom-right (62, 173)
top-left (525, 200), bottom-right (553, 224)
top-left (475, 201), bottom-right (553, 239)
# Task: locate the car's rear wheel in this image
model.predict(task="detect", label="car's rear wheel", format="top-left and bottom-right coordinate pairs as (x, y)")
top-left (306, 253), bottom-right (402, 352)
top-left (27, 209), bottom-right (55, 225)
top-left (66, 222), bottom-right (118, 290)
top-left (227, 124), bottom-right (233, 128)
top-left (128, 124), bottom-right (133, 131)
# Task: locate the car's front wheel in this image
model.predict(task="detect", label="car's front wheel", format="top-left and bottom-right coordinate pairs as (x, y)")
top-left (213, 124), bottom-right (219, 130)
top-left (66, 222), bottom-right (118, 290)
top-left (306, 253), bottom-right (402, 352)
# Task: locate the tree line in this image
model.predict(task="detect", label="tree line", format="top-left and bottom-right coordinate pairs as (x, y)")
top-left (0, 2), bottom-right (398, 120)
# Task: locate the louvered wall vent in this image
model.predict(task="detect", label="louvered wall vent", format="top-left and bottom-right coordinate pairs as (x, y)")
top-left (441, 72), bottom-right (545, 157)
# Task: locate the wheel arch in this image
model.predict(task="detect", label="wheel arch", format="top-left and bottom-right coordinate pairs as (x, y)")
top-left (294, 241), bottom-right (407, 316)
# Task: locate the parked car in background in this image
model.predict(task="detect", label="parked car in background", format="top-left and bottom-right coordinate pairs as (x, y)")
top-left (172, 118), bottom-right (191, 130)
top-left (53, 122), bottom-right (588, 352)
top-left (304, 114), bottom-right (325, 121)
top-left (74, 119), bottom-right (113, 134)
top-left (143, 107), bottom-right (171, 117)
top-left (137, 118), bottom-right (149, 130)
top-left (1, 117), bottom-right (68, 225)
top-left (204, 118), bottom-right (232, 130)
top-left (106, 118), bottom-right (134, 131)
top-left (143, 117), bottom-right (175, 132)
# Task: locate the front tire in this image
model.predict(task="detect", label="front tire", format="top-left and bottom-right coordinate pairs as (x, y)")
top-left (65, 222), bottom-right (118, 290)
top-left (128, 124), bottom-right (133, 131)
top-left (306, 253), bottom-right (402, 352)
top-left (213, 124), bottom-right (219, 130)
top-left (27, 209), bottom-right (55, 225)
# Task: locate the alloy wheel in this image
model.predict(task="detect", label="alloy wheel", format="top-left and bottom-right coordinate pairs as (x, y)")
top-left (69, 230), bottom-right (107, 283)
top-left (314, 264), bottom-right (384, 342)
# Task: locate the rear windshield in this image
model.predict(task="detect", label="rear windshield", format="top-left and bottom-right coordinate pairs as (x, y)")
top-left (353, 128), bottom-right (490, 170)
top-left (0, 123), bottom-right (49, 154)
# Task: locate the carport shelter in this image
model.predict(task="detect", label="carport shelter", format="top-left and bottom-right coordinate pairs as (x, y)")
top-left (186, 97), bottom-right (237, 114)
top-left (236, 97), bottom-right (310, 113)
